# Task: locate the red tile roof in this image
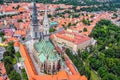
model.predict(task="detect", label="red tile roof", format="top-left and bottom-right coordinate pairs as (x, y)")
top-left (0, 62), bottom-right (9, 80)
top-left (14, 30), bottom-right (26, 36)
top-left (19, 43), bottom-right (87, 80)
top-left (3, 6), bottom-right (16, 12)
top-left (14, 41), bottom-right (20, 47)
top-left (55, 30), bottom-right (91, 45)
top-left (18, 7), bottom-right (26, 12)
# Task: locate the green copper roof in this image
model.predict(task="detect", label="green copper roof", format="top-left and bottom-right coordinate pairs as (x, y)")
top-left (50, 22), bottom-right (58, 27)
top-left (38, 53), bottom-right (46, 63)
top-left (34, 39), bottom-right (59, 63)
top-left (48, 50), bottom-right (58, 62)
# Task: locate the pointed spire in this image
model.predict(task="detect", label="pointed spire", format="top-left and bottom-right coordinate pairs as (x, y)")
top-left (31, 2), bottom-right (38, 25)
top-left (43, 5), bottom-right (50, 36)
top-left (43, 6), bottom-right (49, 24)
top-left (30, 1), bottom-right (41, 39)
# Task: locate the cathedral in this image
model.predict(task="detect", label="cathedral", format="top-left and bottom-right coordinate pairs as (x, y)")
top-left (28, 2), bottom-right (63, 75)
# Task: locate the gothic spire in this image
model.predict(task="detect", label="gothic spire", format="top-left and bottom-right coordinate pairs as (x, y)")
top-left (32, 2), bottom-right (38, 25)
top-left (43, 6), bottom-right (49, 26)
top-left (43, 6), bottom-right (50, 36)
top-left (30, 1), bottom-right (41, 39)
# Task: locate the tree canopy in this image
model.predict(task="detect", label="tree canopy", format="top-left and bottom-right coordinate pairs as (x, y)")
top-left (66, 19), bottom-right (120, 80)
top-left (2, 42), bottom-right (21, 80)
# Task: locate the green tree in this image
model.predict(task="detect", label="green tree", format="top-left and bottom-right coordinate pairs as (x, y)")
top-left (16, 5), bottom-right (20, 10)
top-left (15, 52), bottom-right (21, 59)
top-left (51, 17), bottom-right (54, 21)
top-left (89, 57), bottom-right (102, 70)
top-left (83, 28), bottom-right (87, 32)
top-left (97, 66), bottom-right (108, 78)
top-left (9, 70), bottom-right (21, 80)
top-left (104, 48), bottom-right (115, 58)
top-left (6, 42), bottom-right (15, 54)
top-left (49, 27), bottom-right (55, 33)
top-left (17, 19), bottom-right (23, 22)
top-left (67, 23), bottom-right (71, 27)
top-left (4, 63), bottom-right (13, 74)
top-left (82, 50), bottom-right (89, 60)
top-left (102, 73), bottom-right (118, 80)
top-left (112, 64), bottom-right (120, 76)
top-left (2, 56), bottom-right (13, 64)
top-left (0, 0), bottom-right (3, 4)
top-left (2, 36), bottom-right (5, 42)
top-left (113, 13), bottom-right (118, 18)
top-left (21, 69), bottom-right (28, 80)
top-left (106, 58), bottom-right (115, 69)
top-left (0, 32), bottom-right (4, 37)
top-left (66, 48), bottom-right (71, 54)
top-left (82, 19), bottom-right (91, 25)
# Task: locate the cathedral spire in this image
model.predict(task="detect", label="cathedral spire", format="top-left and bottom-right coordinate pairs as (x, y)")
top-left (30, 2), bottom-right (40, 39)
top-left (32, 2), bottom-right (38, 25)
top-left (43, 7), bottom-right (49, 25)
top-left (43, 6), bottom-right (50, 36)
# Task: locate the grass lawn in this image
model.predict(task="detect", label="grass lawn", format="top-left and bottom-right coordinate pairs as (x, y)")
top-left (90, 70), bottom-right (100, 80)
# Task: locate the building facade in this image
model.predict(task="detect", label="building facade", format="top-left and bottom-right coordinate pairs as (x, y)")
top-left (52, 30), bottom-right (94, 52)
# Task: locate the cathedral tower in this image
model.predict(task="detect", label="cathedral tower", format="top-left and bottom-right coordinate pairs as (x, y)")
top-left (43, 8), bottom-right (50, 36)
top-left (30, 2), bottom-right (40, 39)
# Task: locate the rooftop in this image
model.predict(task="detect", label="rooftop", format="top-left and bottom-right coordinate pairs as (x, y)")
top-left (34, 40), bottom-right (60, 63)
top-left (50, 21), bottom-right (58, 27)
top-left (19, 43), bottom-right (87, 80)
top-left (0, 62), bottom-right (9, 80)
top-left (54, 30), bottom-right (91, 45)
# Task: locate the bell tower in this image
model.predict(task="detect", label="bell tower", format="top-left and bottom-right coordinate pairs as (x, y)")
top-left (43, 8), bottom-right (50, 36)
top-left (30, 2), bottom-right (40, 39)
